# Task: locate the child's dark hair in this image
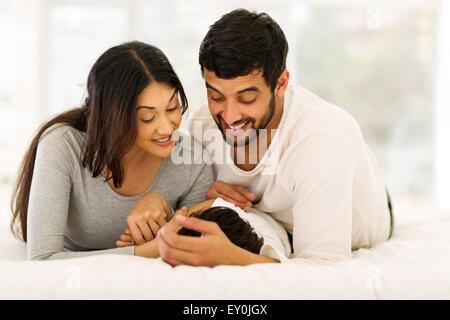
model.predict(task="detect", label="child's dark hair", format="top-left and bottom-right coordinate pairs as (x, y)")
top-left (178, 206), bottom-right (264, 254)
top-left (199, 8), bottom-right (288, 91)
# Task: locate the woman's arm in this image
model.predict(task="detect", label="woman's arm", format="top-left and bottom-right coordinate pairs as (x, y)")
top-left (185, 199), bottom-right (216, 215)
top-left (27, 129), bottom-right (136, 260)
top-left (26, 133), bottom-right (72, 260)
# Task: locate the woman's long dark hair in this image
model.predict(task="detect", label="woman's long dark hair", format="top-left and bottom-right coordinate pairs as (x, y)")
top-left (10, 41), bottom-right (188, 242)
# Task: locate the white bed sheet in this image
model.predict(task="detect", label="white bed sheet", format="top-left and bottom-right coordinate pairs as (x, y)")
top-left (1, 214), bottom-right (450, 299)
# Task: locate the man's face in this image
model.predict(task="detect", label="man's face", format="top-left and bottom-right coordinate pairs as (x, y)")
top-left (204, 69), bottom-right (276, 147)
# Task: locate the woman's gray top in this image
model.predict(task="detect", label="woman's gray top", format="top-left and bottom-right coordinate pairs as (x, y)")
top-left (27, 125), bottom-right (214, 260)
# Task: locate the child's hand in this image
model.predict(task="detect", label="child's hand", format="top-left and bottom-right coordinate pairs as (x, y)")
top-left (116, 228), bottom-right (134, 247)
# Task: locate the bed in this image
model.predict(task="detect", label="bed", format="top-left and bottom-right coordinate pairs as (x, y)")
top-left (1, 210), bottom-right (450, 299)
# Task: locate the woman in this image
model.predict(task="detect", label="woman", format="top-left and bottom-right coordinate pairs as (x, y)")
top-left (10, 41), bottom-right (214, 260)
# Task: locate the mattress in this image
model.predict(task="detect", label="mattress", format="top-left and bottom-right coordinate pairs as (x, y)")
top-left (1, 212), bottom-right (450, 299)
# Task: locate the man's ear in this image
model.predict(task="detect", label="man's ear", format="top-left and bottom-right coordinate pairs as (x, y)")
top-left (275, 70), bottom-right (290, 98)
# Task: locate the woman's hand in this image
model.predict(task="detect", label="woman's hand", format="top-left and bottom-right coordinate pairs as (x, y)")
top-left (118, 207), bottom-right (191, 259)
top-left (206, 181), bottom-right (255, 212)
top-left (126, 191), bottom-right (172, 245)
top-left (118, 207), bottom-right (189, 247)
top-left (119, 199), bottom-right (215, 248)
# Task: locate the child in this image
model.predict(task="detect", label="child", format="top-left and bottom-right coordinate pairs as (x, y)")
top-left (178, 206), bottom-right (264, 254)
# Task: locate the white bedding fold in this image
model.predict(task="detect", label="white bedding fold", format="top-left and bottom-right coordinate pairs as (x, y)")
top-left (1, 214), bottom-right (450, 299)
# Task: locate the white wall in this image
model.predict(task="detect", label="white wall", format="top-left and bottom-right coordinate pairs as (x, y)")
top-left (435, 0), bottom-right (450, 212)
top-left (0, 0), bottom-right (447, 222)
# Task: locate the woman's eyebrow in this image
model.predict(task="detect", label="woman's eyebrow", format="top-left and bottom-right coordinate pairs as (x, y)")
top-left (136, 106), bottom-right (155, 110)
top-left (137, 88), bottom-right (178, 110)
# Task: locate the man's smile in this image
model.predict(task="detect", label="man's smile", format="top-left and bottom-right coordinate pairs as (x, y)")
top-left (220, 117), bottom-right (253, 137)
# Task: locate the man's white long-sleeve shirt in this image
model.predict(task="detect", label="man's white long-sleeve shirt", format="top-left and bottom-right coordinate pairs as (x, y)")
top-left (188, 84), bottom-right (391, 264)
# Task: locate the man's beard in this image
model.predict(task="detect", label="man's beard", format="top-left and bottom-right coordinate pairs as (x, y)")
top-left (213, 92), bottom-right (276, 148)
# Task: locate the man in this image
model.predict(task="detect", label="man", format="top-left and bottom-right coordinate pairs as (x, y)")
top-left (156, 9), bottom-right (393, 266)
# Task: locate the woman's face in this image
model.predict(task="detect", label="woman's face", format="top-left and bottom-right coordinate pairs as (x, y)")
top-left (134, 82), bottom-right (182, 159)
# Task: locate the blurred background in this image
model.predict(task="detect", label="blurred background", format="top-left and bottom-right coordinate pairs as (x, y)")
top-left (0, 0), bottom-right (449, 227)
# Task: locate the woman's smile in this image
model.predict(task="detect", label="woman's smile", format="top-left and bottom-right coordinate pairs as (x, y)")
top-left (151, 134), bottom-right (173, 147)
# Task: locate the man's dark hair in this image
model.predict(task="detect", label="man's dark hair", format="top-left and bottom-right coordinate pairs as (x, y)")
top-left (178, 206), bottom-right (264, 254)
top-left (199, 8), bottom-right (288, 91)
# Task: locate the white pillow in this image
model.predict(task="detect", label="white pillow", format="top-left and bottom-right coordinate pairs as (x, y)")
top-left (211, 198), bottom-right (291, 257)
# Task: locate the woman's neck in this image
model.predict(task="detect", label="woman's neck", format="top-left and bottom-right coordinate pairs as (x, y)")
top-left (123, 146), bottom-right (159, 171)
top-left (106, 148), bottom-right (163, 197)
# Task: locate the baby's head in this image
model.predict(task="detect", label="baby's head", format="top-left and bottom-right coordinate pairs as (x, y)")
top-left (177, 206), bottom-right (264, 254)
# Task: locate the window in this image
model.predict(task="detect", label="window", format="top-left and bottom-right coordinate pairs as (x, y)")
top-left (290, 0), bottom-right (440, 218)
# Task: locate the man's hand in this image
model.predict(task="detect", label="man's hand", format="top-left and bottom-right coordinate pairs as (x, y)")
top-left (205, 181), bottom-right (255, 212)
top-left (157, 215), bottom-right (279, 267)
top-left (157, 215), bottom-right (241, 267)
top-left (126, 191), bottom-right (171, 245)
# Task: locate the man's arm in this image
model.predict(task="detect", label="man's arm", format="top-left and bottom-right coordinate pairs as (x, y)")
top-left (277, 130), bottom-right (357, 263)
top-left (157, 131), bottom-right (358, 266)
